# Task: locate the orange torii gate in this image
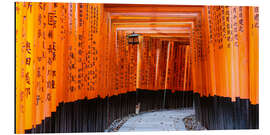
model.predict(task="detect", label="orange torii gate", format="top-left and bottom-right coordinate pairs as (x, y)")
top-left (16, 3), bottom-right (259, 133)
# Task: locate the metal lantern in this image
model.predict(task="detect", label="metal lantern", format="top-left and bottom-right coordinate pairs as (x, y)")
top-left (127, 32), bottom-right (140, 45)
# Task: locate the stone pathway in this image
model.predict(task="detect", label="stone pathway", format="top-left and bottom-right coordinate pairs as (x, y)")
top-left (118, 108), bottom-right (195, 132)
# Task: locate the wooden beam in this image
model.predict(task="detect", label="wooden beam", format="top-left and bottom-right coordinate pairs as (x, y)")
top-left (111, 18), bottom-right (196, 23)
top-left (104, 4), bottom-right (204, 13)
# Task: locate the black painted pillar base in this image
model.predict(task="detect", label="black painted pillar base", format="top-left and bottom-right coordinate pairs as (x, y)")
top-left (194, 93), bottom-right (259, 130)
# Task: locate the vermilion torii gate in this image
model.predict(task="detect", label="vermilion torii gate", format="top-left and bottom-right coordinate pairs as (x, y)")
top-left (15, 3), bottom-right (259, 133)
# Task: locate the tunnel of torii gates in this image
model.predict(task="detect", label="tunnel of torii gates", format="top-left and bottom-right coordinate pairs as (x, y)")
top-left (15, 2), bottom-right (259, 133)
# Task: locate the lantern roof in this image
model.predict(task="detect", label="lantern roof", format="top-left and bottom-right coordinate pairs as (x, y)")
top-left (127, 32), bottom-right (140, 37)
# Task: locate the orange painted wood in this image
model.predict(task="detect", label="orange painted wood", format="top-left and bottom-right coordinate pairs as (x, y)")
top-left (16, 4), bottom-right (259, 132)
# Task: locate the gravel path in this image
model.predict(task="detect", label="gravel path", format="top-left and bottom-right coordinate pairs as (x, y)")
top-left (114, 108), bottom-right (195, 132)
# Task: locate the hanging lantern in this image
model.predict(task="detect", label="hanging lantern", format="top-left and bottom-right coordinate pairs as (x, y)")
top-left (127, 32), bottom-right (140, 45)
